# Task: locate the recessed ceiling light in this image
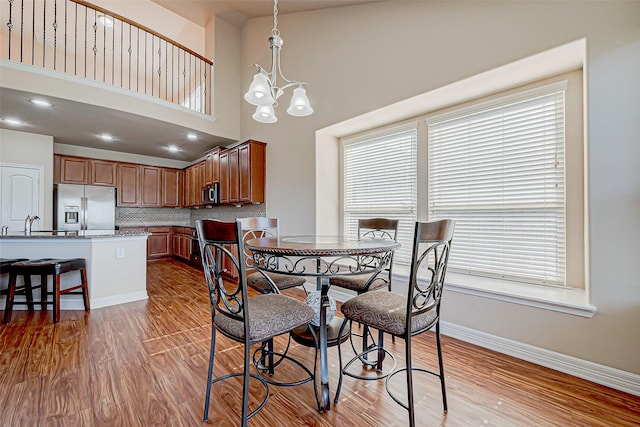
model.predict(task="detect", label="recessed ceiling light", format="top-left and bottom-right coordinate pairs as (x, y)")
top-left (2, 118), bottom-right (23, 126)
top-left (99, 133), bottom-right (115, 141)
top-left (187, 133), bottom-right (197, 141)
top-left (98, 15), bottom-right (114, 27)
top-left (31, 99), bottom-right (52, 107)
top-left (167, 146), bottom-right (180, 153)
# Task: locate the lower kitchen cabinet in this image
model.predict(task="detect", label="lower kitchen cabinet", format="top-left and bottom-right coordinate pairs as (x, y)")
top-left (147, 227), bottom-right (172, 259)
top-left (172, 227), bottom-right (192, 261)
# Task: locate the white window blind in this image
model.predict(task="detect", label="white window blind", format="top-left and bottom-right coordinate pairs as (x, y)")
top-left (427, 82), bottom-right (566, 286)
top-left (343, 123), bottom-right (417, 266)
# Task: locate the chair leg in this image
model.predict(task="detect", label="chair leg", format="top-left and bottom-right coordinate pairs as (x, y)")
top-left (3, 273), bottom-right (17, 324)
top-left (376, 329), bottom-right (385, 372)
top-left (54, 274), bottom-right (61, 324)
top-left (406, 336), bottom-right (415, 427)
top-left (241, 336), bottom-right (251, 427)
top-left (40, 274), bottom-right (48, 311)
top-left (80, 268), bottom-right (90, 312)
top-left (333, 318), bottom-right (349, 405)
top-left (436, 322), bottom-right (448, 413)
top-left (203, 324), bottom-right (217, 422)
top-left (24, 275), bottom-right (35, 312)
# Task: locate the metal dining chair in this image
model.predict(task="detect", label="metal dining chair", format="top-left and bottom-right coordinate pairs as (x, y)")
top-left (196, 219), bottom-right (317, 426)
top-left (330, 218), bottom-right (399, 374)
top-left (237, 217), bottom-right (307, 294)
top-left (335, 219), bottom-right (455, 427)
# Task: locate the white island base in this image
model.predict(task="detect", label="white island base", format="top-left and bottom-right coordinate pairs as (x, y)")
top-left (0, 232), bottom-right (148, 311)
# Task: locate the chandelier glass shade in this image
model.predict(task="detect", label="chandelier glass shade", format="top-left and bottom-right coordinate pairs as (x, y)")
top-left (244, 0), bottom-right (313, 123)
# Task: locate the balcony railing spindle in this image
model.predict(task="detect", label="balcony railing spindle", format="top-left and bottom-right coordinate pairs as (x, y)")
top-left (2, 0), bottom-right (213, 115)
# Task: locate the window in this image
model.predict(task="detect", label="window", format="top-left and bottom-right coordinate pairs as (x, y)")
top-left (342, 123), bottom-right (417, 265)
top-left (427, 82), bottom-right (567, 286)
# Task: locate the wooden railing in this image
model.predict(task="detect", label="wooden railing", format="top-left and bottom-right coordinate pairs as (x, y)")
top-left (1, 0), bottom-right (213, 115)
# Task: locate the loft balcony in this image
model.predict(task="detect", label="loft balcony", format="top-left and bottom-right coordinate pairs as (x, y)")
top-left (0, 0), bottom-right (236, 160)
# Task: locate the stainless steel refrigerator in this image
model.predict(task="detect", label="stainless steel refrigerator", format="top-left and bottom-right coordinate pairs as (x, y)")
top-left (54, 184), bottom-right (116, 231)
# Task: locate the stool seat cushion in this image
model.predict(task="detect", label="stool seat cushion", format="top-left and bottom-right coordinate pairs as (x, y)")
top-left (215, 294), bottom-right (314, 343)
top-left (9, 258), bottom-right (86, 275)
top-left (0, 258), bottom-right (29, 273)
top-left (330, 272), bottom-right (388, 293)
top-left (247, 271), bottom-right (306, 293)
top-left (340, 291), bottom-right (438, 336)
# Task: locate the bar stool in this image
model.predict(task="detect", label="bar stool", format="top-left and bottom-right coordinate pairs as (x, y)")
top-left (1, 258), bottom-right (33, 311)
top-left (3, 258), bottom-right (90, 324)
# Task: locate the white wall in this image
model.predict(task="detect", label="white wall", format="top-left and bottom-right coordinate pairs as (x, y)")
top-left (0, 129), bottom-right (54, 229)
top-left (205, 16), bottom-right (242, 140)
top-left (239, 2), bottom-right (640, 375)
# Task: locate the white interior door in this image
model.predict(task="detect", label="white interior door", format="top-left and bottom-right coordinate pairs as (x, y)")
top-left (1, 164), bottom-right (44, 231)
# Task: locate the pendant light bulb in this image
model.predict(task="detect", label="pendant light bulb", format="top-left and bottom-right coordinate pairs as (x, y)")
top-left (244, 72), bottom-right (275, 106)
top-left (287, 86), bottom-right (313, 117)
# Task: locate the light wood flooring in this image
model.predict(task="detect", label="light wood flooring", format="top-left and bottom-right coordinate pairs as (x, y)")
top-left (1, 258), bottom-right (639, 426)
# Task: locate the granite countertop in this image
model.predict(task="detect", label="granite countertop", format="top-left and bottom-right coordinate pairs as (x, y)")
top-left (0, 230), bottom-right (150, 239)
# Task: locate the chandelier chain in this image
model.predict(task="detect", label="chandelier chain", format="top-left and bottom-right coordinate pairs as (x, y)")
top-left (272, 0), bottom-right (280, 37)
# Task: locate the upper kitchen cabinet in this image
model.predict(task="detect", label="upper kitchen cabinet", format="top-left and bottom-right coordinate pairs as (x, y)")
top-left (140, 166), bottom-right (162, 207)
top-left (162, 168), bottom-right (182, 207)
top-left (117, 163), bottom-right (140, 206)
top-left (238, 140), bottom-right (266, 204)
top-left (219, 149), bottom-right (230, 205)
top-left (55, 155), bottom-right (116, 186)
top-left (204, 147), bottom-right (220, 185)
top-left (55, 155), bottom-right (90, 185)
top-left (183, 160), bottom-right (205, 207)
top-left (219, 140), bottom-right (266, 205)
top-left (90, 159), bottom-right (117, 186)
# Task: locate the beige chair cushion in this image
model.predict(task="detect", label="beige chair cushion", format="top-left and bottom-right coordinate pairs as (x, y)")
top-left (215, 294), bottom-right (314, 343)
top-left (340, 291), bottom-right (438, 336)
top-left (330, 272), bottom-right (388, 293)
top-left (247, 271), bottom-right (306, 293)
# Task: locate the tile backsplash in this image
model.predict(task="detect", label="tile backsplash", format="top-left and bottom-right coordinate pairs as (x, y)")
top-left (116, 204), bottom-right (266, 228)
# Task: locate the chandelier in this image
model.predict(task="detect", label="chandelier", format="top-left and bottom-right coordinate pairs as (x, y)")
top-left (244, 0), bottom-right (313, 123)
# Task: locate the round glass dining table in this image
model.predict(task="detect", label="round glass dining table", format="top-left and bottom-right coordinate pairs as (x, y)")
top-left (245, 235), bottom-right (400, 412)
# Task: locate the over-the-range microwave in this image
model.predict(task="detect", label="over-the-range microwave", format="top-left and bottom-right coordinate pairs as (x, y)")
top-left (202, 182), bottom-right (220, 205)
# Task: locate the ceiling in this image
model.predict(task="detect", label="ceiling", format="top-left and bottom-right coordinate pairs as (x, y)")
top-left (0, 1), bottom-right (381, 162)
top-left (152, 0), bottom-right (382, 27)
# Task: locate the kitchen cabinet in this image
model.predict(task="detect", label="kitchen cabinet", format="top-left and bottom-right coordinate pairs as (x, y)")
top-left (219, 150), bottom-right (229, 204)
top-left (140, 166), bottom-right (162, 207)
top-left (172, 227), bottom-right (192, 260)
top-left (218, 140), bottom-right (266, 205)
top-left (184, 163), bottom-right (198, 207)
top-left (162, 168), bottom-right (181, 207)
top-left (205, 147), bottom-right (220, 185)
top-left (147, 226), bottom-right (172, 259)
top-left (184, 161), bottom-right (205, 207)
top-left (228, 147), bottom-right (240, 204)
top-left (116, 163), bottom-right (140, 206)
top-left (238, 140), bottom-right (266, 204)
top-left (198, 161), bottom-right (206, 195)
top-left (55, 155), bottom-right (90, 184)
top-left (90, 159), bottom-right (117, 186)
top-left (55, 155), bottom-right (117, 186)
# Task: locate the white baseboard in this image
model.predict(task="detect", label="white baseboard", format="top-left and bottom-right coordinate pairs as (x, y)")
top-left (90, 291), bottom-right (148, 309)
top-left (0, 291), bottom-right (148, 311)
top-left (320, 285), bottom-right (640, 397)
top-left (440, 321), bottom-right (640, 397)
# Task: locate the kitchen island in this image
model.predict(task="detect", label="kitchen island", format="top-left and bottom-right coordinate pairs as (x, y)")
top-left (0, 230), bottom-right (149, 310)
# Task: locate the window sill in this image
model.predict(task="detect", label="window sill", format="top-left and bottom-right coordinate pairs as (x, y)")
top-left (391, 268), bottom-right (597, 318)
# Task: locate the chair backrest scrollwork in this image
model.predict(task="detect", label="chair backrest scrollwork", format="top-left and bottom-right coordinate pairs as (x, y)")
top-left (406, 220), bottom-right (455, 335)
top-left (196, 219), bottom-right (250, 329)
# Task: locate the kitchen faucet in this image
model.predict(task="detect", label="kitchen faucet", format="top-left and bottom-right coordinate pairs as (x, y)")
top-left (24, 215), bottom-right (40, 233)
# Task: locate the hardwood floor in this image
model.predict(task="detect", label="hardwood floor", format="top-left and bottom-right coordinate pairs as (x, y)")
top-left (1, 258), bottom-right (639, 426)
